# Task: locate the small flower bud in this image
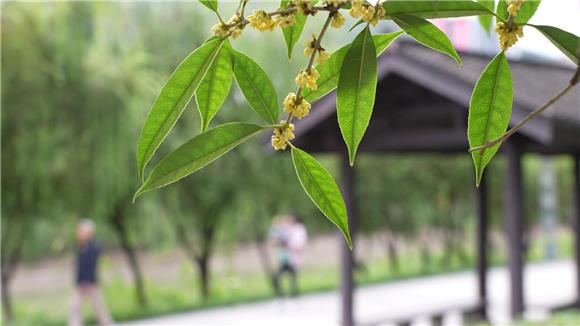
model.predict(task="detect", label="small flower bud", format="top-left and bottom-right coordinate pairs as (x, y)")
top-left (323, 0), bottom-right (348, 7)
top-left (248, 10), bottom-right (276, 32)
top-left (212, 23), bottom-right (229, 37)
top-left (316, 50), bottom-right (331, 65)
top-left (295, 68), bottom-right (320, 90)
top-left (369, 6), bottom-right (386, 26)
top-left (361, 5), bottom-right (376, 22)
top-left (271, 121), bottom-right (295, 150)
top-left (331, 12), bottom-right (345, 28)
top-left (495, 22), bottom-right (524, 51)
top-left (507, 0), bottom-right (525, 17)
top-left (276, 13), bottom-right (297, 28)
top-left (349, 0), bottom-right (364, 18)
top-left (303, 36), bottom-right (317, 57)
top-left (284, 93), bottom-right (311, 119)
top-left (294, 0), bottom-right (316, 15)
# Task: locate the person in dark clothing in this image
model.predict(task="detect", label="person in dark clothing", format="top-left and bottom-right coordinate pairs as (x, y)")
top-left (76, 239), bottom-right (100, 284)
top-left (69, 219), bottom-right (112, 326)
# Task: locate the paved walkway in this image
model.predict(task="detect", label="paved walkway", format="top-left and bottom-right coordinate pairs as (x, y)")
top-left (122, 260), bottom-right (576, 326)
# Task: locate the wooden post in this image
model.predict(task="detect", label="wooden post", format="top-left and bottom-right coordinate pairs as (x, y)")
top-left (573, 154), bottom-right (580, 309)
top-left (504, 143), bottom-right (525, 318)
top-left (475, 178), bottom-right (488, 320)
top-left (341, 153), bottom-right (356, 326)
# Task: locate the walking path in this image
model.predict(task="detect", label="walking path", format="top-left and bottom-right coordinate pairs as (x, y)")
top-left (122, 260), bottom-right (575, 326)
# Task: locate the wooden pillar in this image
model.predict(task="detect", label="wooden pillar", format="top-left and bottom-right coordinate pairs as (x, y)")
top-left (341, 153), bottom-right (356, 326)
top-left (573, 154), bottom-right (580, 309)
top-left (475, 178), bottom-right (488, 320)
top-left (504, 143), bottom-right (525, 318)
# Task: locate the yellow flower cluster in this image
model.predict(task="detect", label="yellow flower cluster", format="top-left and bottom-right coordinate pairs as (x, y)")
top-left (294, 0), bottom-right (316, 15)
top-left (304, 37), bottom-right (330, 64)
top-left (349, 0), bottom-right (386, 26)
top-left (317, 50), bottom-right (330, 65)
top-left (304, 37), bottom-right (317, 56)
top-left (495, 22), bottom-right (524, 51)
top-left (284, 93), bottom-right (311, 119)
top-left (212, 23), bottom-right (229, 37)
top-left (323, 0), bottom-right (348, 8)
top-left (331, 12), bottom-right (345, 28)
top-left (276, 13), bottom-right (297, 28)
top-left (212, 14), bottom-right (244, 39)
top-left (271, 122), bottom-right (295, 150)
top-left (248, 10), bottom-right (276, 32)
top-left (295, 68), bottom-right (320, 90)
top-left (507, 0), bottom-right (525, 17)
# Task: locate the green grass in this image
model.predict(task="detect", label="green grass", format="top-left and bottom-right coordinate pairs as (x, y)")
top-left (471, 309), bottom-right (580, 326)
top-left (10, 232), bottom-right (573, 325)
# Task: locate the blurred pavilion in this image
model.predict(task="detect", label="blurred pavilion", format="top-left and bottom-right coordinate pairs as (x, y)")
top-left (292, 38), bottom-right (580, 325)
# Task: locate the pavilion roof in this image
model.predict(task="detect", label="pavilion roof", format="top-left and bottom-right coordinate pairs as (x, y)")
top-left (292, 41), bottom-right (579, 154)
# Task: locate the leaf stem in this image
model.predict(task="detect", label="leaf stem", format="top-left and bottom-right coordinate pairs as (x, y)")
top-left (469, 65), bottom-right (579, 153)
top-left (239, 0), bottom-right (249, 17)
top-left (268, 5), bottom-right (338, 17)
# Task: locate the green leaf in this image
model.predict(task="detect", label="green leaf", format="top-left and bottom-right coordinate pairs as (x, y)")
top-left (280, 0), bottom-right (307, 60)
top-left (196, 41), bottom-right (234, 132)
top-left (532, 25), bottom-right (579, 64)
top-left (135, 123), bottom-right (264, 200)
top-left (137, 37), bottom-right (224, 180)
top-left (291, 146), bottom-right (351, 247)
top-left (337, 27), bottom-right (377, 166)
top-left (233, 50), bottom-right (279, 124)
top-left (303, 32), bottom-right (403, 103)
top-left (497, 0), bottom-right (540, 24)
top-left (199, 0), bottom-right (218, 13)
top-left (392, 14), bottom-right (462, 65)
top-left (468, 52), bottom-right (513, 187)
top-left (383, 0), bottom-right (494, 19)
top-left (477, 0), bottom-right (495, 33)
top-left (496, 0), bottom-right (508, 20)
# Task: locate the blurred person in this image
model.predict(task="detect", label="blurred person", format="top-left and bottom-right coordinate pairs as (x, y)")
top-left (270, 215), bottom-right (291, 297)
top-left (69, 219), bottom-right (112, 326)
top-left (271, 215), bottom-right (308, 298)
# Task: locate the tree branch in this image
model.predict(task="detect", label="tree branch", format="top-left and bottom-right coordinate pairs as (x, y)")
top-left (469, 65), bottom-right (579, 153)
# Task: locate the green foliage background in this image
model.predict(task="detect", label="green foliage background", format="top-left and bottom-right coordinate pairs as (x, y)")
top-left (2, 0), bottom-right (576, 273)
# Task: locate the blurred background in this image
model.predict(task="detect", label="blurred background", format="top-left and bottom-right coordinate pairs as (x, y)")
top-left (1, 1), bottom-right (579, 325)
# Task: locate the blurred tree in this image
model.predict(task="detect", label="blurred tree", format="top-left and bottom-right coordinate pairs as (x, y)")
top-left (1, 4), bottom-right (86, 320)
top-left (163, 158), bottom-right (237, 299)
top-left (357, 155), bottom-right (474, 271)
top-left (1, 2), bottom-right (158, 312)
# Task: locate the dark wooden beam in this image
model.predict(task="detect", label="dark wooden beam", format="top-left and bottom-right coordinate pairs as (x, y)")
top-left (340, 152), bottom-right (356, 326)
top-left (475, 178), bottom-right (488, 321)
top-left (504, 142), bottom-right (525, 318)
top-left (386, 54), bottom-right (555, 144)
top-left (363, 130), bottom-right (468, 152)
top-left (574, 154), bottom-right (580, 309)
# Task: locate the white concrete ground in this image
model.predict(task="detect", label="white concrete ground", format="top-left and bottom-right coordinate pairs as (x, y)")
top-left (121, 260), bottom-right (576, 326)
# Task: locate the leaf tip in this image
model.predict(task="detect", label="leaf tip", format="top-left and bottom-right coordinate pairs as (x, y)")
top-left (345, 233), bottom-right (353, 250)
top-left (475, 168), bottom-right (483, 188)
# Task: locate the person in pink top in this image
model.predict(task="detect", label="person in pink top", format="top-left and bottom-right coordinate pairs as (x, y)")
top-left (272, 214), bottom-right (308, 297)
